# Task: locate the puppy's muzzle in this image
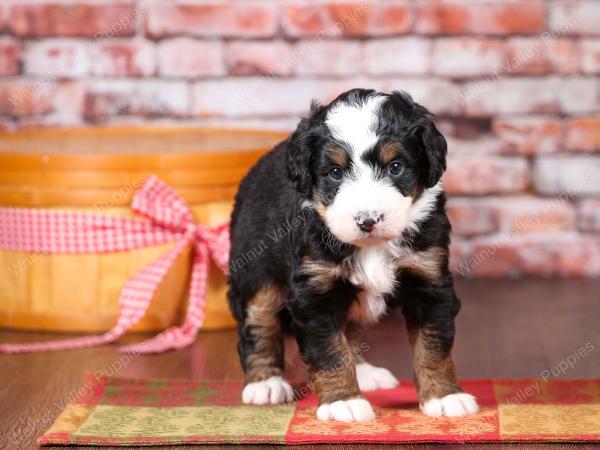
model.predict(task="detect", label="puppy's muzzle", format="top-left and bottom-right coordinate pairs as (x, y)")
top-left (355, 211), bottom-right (384, 233)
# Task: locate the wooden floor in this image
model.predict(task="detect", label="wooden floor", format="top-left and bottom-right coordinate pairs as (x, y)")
top-left (1, 278), bottom-right (600, 450)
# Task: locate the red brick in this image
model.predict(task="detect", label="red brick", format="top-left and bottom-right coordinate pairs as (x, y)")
top-left (146, 3), bottom-right (278, 38)
top-left (505, 38), bottom-right (577, 75)
top-left (415, 1), bottom-right (544, 35)
top-left (578, 199), bottom-right (600, 232)
top-left (0, 80), bottom-right (53, 116)
top-left (227, 41), bottom-right (294, 76)
top-left (83, 80), bottom-right (189, 122)
top-left (52, 80), bottom-right (85, 117)
top-left (158, 39), bottom-right (224, 78)
top-left (566, 117), bottom-right (600, 152)
top-left (557, 78), bottom-right (600, 114)
top-left (23, 39), bottom-right (92, 77)
top-left (445, 136), bottom-right (503, 154)
top-left (533, 156), bottom-right (600, 196)
top-left (9, 3), bottom-right (137, 38)
top-left (281, 4), bottom-right (330, 37)
top-left (295, 41), bottom-right (363, 76)
top-left (581, 40), bottom-right (600, 74)
top-left (414, 2), bottom-right (469, 35)
top-left (0, 38), bottom-right (21, 75)
top-left (365, 38), bottom-right (431, 75)
top-left (0, 4), bottom-right (7, 33)
top-left (492, 117), bottom-right (562, 155)
top-left (556, 238), bottom-right (600, 276)
top-left (495, 197), bottom-right (575, 235)
top-left (437, 119), bottom-right (492, 140)
top-left (191, 78), bottom-right (316, 117)
top-left (453, 236), bottom-right (600, 278)
top-left (549, 1), bottom-right (600, 36)
top-left (192, 77), bottom-right (316, 118)
top-left (446, 199), bottom-right (499, 237)
top-left (462, 78), bottom-right (559, 116)
top-left (281, 3), bottom-right (411, 37)
top-left (281, 3), bottom-right (371, 37)
top-left (365, 3), bottom-right (412, 36)
top-left (432, 38), bottom-right (505, 77)
top-left (191, 78), bottom-right (361, 118)
top-left (93, 40), bottom-right (156, 77)
top-left (444, 156), bottom-right (530, 195)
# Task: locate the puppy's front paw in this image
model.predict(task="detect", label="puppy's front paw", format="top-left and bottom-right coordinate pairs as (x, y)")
top-left (421, 393), bottom-right (479, 417)
top-left (356, 362), bottom-right (399, 391)
top-left (316, 398), bottom-right (375, 422)
top-left (242, 376), bottom-right (294, 405)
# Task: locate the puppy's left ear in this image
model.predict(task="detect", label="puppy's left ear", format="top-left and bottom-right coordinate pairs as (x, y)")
top-left (287, 101), bottom-right (324, 197)
top-left (417, 118), bottom-right (447, 188)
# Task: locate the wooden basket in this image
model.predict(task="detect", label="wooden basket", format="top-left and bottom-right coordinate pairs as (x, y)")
top-left (0, 126), bottom-right (287, 333)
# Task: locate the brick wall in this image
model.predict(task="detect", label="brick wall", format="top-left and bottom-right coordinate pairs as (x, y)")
top-left (0, 1), bottom-right (599, 277)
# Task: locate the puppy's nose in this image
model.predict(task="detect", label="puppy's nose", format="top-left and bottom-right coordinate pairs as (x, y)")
top-left (356, 211), bottom-right (383, 233)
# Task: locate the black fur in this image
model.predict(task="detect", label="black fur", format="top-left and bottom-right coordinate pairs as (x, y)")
top-left (228, 88), bottom-right (461, 404)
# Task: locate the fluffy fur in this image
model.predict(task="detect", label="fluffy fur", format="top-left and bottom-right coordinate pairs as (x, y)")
top-left (228, 88), bottom-right (478, 421)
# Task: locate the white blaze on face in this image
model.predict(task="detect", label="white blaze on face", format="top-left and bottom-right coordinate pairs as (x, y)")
top-left (324, 172), bottom-right (411, 244)
top-left (325, 94), bottom-right (384, 155)
top-left (324, 95), bottom-right (412, 245)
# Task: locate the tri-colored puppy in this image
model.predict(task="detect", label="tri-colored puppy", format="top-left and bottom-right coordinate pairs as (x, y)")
top-left (227, 88), bottom-right (479, 422)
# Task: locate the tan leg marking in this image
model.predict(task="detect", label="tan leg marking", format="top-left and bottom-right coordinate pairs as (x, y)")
top-left (311, 330), bottom-right (376, 421)
top-left (409, 326), bottom-right (461, 404)
top-left (245, 284), bottom-right (284, 384)
top-left (310, 332), bottom-right (361, 404)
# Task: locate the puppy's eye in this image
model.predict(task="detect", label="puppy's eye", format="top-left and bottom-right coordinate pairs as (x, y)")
top-left (328, 167), bottom-right (343, 181)
top-left (388, 161), bottom-right (404, 176)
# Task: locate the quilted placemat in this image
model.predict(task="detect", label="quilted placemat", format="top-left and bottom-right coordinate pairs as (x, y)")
top-left (39, 375), bottom-right (600, 445)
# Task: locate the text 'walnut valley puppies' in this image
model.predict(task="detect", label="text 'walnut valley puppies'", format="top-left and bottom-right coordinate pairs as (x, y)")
top-left (227, 88), bottom-right (479, 422)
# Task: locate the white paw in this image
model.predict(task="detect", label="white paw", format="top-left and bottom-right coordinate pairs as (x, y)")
top-left (242, 376), bottom-right (294, 405)
top-left (356, 362), bottom-right (400, 391)
top-left (316, 398), bottom-right (375, 422)
top-left (421, 392), bottom-right (479, 417)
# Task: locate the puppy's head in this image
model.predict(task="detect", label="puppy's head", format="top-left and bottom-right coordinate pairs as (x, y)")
top-left (288, 88), bottom-right (447, 247)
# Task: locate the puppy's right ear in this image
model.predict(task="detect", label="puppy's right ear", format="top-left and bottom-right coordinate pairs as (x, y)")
top-left (287, 101), bottom-right (323, 197)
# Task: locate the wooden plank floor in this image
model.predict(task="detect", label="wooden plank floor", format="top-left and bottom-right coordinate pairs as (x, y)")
top-left (1, 278), bottom-right (599, 450)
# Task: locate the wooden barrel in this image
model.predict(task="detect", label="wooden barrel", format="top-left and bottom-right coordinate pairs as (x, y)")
top-left (0, 126), bottom-right (287, 333)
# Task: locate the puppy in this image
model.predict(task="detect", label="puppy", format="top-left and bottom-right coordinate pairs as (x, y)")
top-left (227, 88), bottom-right (479, 422)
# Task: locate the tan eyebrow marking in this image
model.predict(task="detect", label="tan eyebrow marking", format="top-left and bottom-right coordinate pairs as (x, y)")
top-left (379, 142), bottom-right (401, 165)
top-left (329, 147), bottom-right (349, 168)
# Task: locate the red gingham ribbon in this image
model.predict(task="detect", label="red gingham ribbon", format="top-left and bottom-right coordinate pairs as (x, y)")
top-left (0, 175), bottom-right (230, 354)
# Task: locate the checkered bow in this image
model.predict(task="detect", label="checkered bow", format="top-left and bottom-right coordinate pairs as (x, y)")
top-left (0, 175), bottom-right (230, 354)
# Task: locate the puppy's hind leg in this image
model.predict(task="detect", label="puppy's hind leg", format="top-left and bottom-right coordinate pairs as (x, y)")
top-left (237, 284), bottom-right (294, 405)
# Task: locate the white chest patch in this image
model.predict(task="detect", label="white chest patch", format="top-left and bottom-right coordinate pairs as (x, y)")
top-left (348, 243), bottom-right (397, 324)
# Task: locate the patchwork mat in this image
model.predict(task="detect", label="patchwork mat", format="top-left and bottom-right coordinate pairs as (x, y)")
top-left (39, 375), bottom-right (600, 446)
